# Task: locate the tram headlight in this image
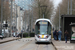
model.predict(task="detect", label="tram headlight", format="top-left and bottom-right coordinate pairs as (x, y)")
top-left (46, 36), bottom-right (48, 38)
top-left (38, 36), bottom-right (40, 38)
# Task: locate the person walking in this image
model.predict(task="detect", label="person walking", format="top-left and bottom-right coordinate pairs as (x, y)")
top-left (56, 30), bottom-right (58, 40)
top-left (58, 29), bottom-right (62, 41)
top-left (54, 30), bottom-right (58, 40)
top-left (53, 30), bottom-right (56, 40)
top-left (64, 30), bottom-right (69, 43)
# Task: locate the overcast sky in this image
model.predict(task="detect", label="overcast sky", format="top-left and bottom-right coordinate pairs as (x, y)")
top-left (53, 0), bottom-right (62, 8)
top-left (15, 0), bottom-right (62, 9)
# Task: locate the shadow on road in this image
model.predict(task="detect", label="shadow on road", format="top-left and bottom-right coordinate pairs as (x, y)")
top-left (36, 42), bottom-right (51, 44)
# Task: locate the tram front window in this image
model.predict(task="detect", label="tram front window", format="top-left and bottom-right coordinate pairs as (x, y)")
top-left (35, 21), bottom-right (51, 35)
top-left (39, 25), bottom-right (47, 34)
top-left (37, 21), bottom-right (49, 34)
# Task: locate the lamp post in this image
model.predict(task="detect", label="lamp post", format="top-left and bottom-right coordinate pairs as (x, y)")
top-left (40, 5), bottom-right (47, 18)
top-left (59, 5), bottom-right (60, 30)
top-left (10, 0), bottom-right (13, 37)
top-left (16, 4), bottom-right (18, 33)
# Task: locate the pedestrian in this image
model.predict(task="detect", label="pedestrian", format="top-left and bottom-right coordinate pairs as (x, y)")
top-left (58, 29), bottom-right (62, 41)
top-left (55, 30), bottom-right (58, 40)
top-left (56, 30), bottom-right (58, 40)
top-left (20, 32), bottom-right (22, 38)
top-left (64, 30), bottom-right (69, 43)
top-left (53, 30), bottom-right (56, 40)
top-left (13, 32), bottom-right (15, 37)
top-left (53, 30), bottom-right (55, 39)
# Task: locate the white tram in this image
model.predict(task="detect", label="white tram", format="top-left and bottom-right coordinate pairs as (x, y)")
top-left (35, 18), bottom-right (52, 43)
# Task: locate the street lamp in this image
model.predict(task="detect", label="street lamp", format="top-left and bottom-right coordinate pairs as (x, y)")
top-left (40, 5), bottom-right (47, 18)
top-left (59, 4), bottom-right (60, 30)
top-left (10, 0), bottom-right (13, 37)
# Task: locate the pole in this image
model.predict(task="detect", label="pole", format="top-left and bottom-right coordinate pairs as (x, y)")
top-left (59, 5), bottom-right (60, 29)
top-left (40, 6), bottom-right (47, 18)
top-left (38, 0), bottom-right (40, 18)
top-left (43, 14), bottom-right (44, 18)
top-left (68, 0), bottom-right (69, 14)
top-left (31, 0), bottom-right (33, 32)
top-left (16, 5), bottom-right (17, 35)
top-left (1, 0), bottom-right (3, 34)
top-left (23, 4), bottom-right (26, 33)
top-left (10, 0), bottom-right (13, 37)
top-left (30, 0), bottom-right (32, 32)
top-left (70, 0), bottom-right (72, 15)
top-left (24, 11), bottom-right (26, 32)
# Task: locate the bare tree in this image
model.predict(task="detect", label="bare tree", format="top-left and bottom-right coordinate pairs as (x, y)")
top-left (0, 0), bottom-right (1, 21)
top-left (3, 0), bottom-right (10, 21)
top-left (53, 0), bottom-right (75, 29)
top-left (32, 0), bottom-right (54, 19)
top-left (53, 0), bottom-right (68, 29)
top-left (72, 0), bottom-right (75, 15)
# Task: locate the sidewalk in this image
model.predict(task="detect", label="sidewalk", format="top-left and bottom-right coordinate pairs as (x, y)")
top-left (0, 37), bottom-right (20, 44)
top-left (52, 39), bottom-right (75, 50)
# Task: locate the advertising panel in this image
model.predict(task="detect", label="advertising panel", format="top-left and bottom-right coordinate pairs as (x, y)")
top-left (71, 27), bottom-right (75, 40)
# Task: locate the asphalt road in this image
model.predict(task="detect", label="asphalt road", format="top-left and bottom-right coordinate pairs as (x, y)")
top-left (0, 38), bottom-right (55, 50)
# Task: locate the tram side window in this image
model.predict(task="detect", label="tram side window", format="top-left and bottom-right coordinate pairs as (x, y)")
top-left (50, 25), bottom-right (51, 35)
top-left (35, 22), bottom-right (40, 34)
top-left (48, 24), bottom-right (51, 35)
top-left (35, 25), bottom-right (38, 35)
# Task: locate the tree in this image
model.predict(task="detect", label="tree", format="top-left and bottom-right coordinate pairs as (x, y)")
top-left (52, 0), bottom-right (68, 29)
top-left (3, 0), bottom-right (10, 21)
top-left (72, 0), bottom-right (75, 15)
top-left (0, 0), bottom-right (10, 22)
top-left (32, 0), bottom-right (54, 19)
top-left (53, 0), bottom-right (75, 29)
top-left (0, 0), bottom-right (1, 21)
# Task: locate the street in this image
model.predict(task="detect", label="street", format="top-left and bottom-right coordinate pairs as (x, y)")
top-left (0, 38), bottom-right (55, 50)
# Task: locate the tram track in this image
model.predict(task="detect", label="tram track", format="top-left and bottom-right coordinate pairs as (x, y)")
top-left (46, 44), bottom-right (49, 50)
top-left (18, 40), bottom-right (33, 50)
top-left (34, 43), bottom-right (51, 50)
top-left (35, 44), bottom-right (40, 50)
top-left (35, 43), bottom-right (56, 50)
top-left (0, 38), bottom-right (56, 50)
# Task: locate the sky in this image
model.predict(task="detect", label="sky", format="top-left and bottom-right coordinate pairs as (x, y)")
top-left (15, 0), bottom-right (32, 10)
top-left (53, 0), bottom-right (62, 8)
top-left (15, 0), bottom-right (62, 10)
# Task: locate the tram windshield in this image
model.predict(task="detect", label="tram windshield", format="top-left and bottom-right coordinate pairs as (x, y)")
top-left (35, 21), bottom-right (51, 35)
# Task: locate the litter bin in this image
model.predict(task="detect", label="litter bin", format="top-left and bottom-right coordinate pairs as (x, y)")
top-left (70, 23), bottom-right (75, 43)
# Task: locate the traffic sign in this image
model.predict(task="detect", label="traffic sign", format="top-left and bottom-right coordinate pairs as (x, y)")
top-left (3, 24), bottom-right (8, 27)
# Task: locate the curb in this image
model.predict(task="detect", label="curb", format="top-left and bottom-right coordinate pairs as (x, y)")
top-left (52, 42), bottom-right (57, 50)
top-left (0, 38), bottom-right (21, 44)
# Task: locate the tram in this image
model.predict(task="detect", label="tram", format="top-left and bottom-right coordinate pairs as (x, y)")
top-left (35, 18), bottom-right (52, 43)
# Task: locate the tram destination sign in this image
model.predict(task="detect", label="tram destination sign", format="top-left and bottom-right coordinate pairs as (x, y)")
top-left (39, 22), bottom-right (47, 24)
